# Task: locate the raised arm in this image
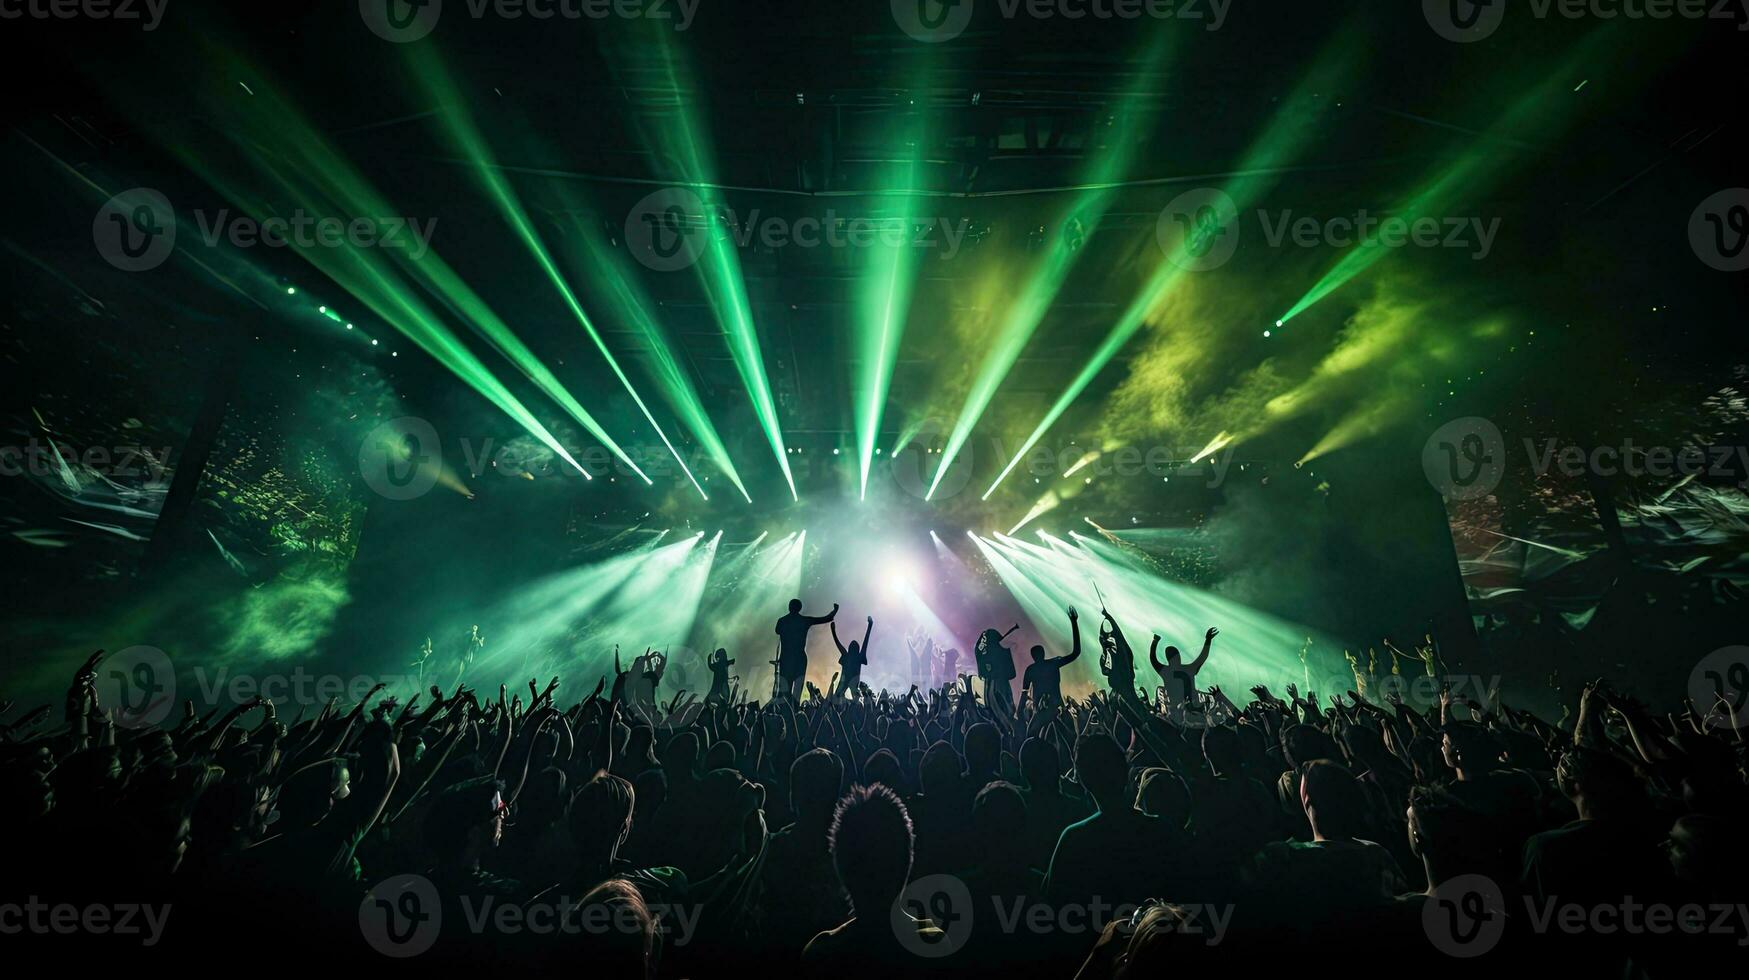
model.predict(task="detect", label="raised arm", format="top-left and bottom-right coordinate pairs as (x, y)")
top-left (829, 620), bottom-right (848, 657)
top-left (807, 602), bottom-right (841, 625)
top-left (1149, 634), bottom-right (1166, 673)
top-left (1060, 606), bottom-right (1082, 666)
top-left (1189, 627), bottom-right (1218, 673)
top-left (862, 615), bottom-right (873, 660)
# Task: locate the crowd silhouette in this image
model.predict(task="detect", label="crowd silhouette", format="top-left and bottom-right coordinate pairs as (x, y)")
top-left (2, 598), bottom-right (1745, 977)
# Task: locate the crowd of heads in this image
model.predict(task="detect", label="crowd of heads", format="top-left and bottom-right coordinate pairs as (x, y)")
top-left (2, 607), bottom-right (1746, 976)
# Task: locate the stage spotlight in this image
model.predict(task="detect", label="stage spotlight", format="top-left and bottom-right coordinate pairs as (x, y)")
top-left (285, 287), bottom-right (296, 295)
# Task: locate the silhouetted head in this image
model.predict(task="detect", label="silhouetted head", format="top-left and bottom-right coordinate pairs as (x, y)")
top-left (1406, 783), bottom-right (1499, 884)
top-left (973, 781), bottom-right (1027, 854)
top-left (1137, 767), bottom-right (1191, 830)
top-left (963, 723), bottom-right (1000, 779)
top-left (1441, 721), bottom-right (1504, 776)
top-left (1299, 759), bottom-right (1369, 841)
top-left (1074, 734), bottom-right (1129, 810)
top-left (788, 598), bottom-right (803, 614)
top-left (519, 766), bottom-right (569, 833)
top-left (829, 784), bottom-right (915, 915)
top-left (863, 748), bottom-right (906, 796)
top-left (665, 731), bottom-right (700, 778)
top-left (571, 770), bottom-right (635, 861)
top-left (1666, 814), bottom-right (1747, 889)
top-left (790, 747), bottom-right (845, 824)
top-left (846, 640), bottom-right (861, 658)
top-left (705, 740), bottom-right (737, 772)
top-left (1200, 725), bottom-right (1243, 777)
top-left (1282, 724), bottom-right (1342, 768)
top-left (1556, 746), bottom-right (1642, 818)
top-left (919, 740), bottom-right (964, 797)
top-left (1030, 644), bottom-right (1046, 662)
top-left (1020, 737), bottom-right (1060, 793)
top-left (1163, 645), bottom-right (1182, 664)
top-left (574, 877), bottom-right (656, 979)
top-left (425, 776), bottom-right (507, 864)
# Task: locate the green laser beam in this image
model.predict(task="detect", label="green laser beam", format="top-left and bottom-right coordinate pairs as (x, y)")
top-left (643, 30), bottom-right (796, 499)
top-left (981, 35), bottom-right (1362, 499)
top-left (925, 36), bottom-right (1174, 500)
top-left (1276, 30), bottom-right (1611, 326)
top-left (409, 46), bottom-right (705, 498)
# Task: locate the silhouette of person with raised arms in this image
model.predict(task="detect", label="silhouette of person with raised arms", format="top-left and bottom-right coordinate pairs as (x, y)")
top-left (1151, 625), bottom-right (1218, 711)
top-left (831, 614), bottom-right (872, 698)
top-left (1022, 606), bottom-right (1082, 709)
top-left (776, 598), bottom-right (837, 701)
top-left (704, 647), bottom-right (735, 706)
top-left (1097, 607), bottom-right (1138, 701)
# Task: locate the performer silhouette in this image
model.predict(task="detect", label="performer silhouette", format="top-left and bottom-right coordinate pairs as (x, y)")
top-left (774, 598), bottom-right (837, 701)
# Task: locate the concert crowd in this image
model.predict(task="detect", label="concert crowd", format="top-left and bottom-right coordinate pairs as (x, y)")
top-left (2, 599), bottom-right (1745, 977)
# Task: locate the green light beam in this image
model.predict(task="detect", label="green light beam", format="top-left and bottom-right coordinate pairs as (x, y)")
top-left (854, 70), bottom-right (937, 501)
top-left (177, 146), bottom-right (592, 479)
top-left (155, 50), bottom-right (634, 479)
top-left (409, 47), bottom-right (705, 498)
top-left (925, 37), bottom-right (1174, 500)
top-left (562, 211), bottom-right (753, 502)
top-left (1276, 32), bottom-right (1610, 326)
top-left (644, 30), bottom-right (796, 499)
top-left (981, 37), bottom-right (1361, 499)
